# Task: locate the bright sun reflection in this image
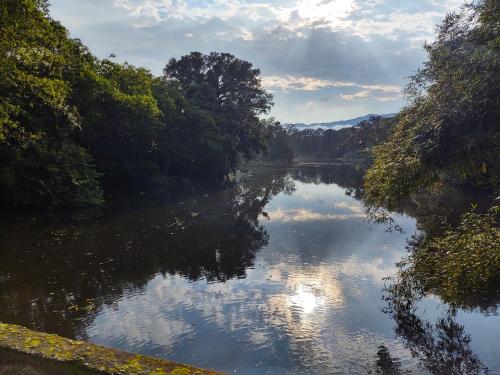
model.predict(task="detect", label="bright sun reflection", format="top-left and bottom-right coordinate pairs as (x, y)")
top-left (289, 285), bottom-right (325, 315)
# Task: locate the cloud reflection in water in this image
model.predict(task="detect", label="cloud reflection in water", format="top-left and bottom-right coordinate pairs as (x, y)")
top-left (84, 171), bottom-right (419, 374)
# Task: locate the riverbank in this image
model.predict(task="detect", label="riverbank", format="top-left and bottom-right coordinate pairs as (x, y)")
top-left (0, 323), bottom-right (223, 375)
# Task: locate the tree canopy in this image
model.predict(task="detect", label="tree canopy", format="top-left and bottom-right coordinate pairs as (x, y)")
top-left (0, 0), bottom-right (103, 206)
top-left (0, 1), bottom-right (273, 207)
top-left (364, 0), bottom-right (499, 210)
top-left (164, 52), bottom-right (273, 177)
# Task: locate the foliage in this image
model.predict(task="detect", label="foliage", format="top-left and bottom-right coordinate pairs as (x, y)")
top-left (164, 52), bottom-right (273, 178)
top-left (0, 0), bottom-right (103, 207)
top-left (286, 116), bottom-right (395, 162)
top-left (364, 1), bottom-right (500, 310)
top-left (365, 0), bottom-right (500, 209)
top-left (373, 345), bottom-right (405, 375)
top-left (383, 241), bottom-right (490, 374)
top-left (402, 206), bottom-right (500, 308)
top-left (0, 0), bottom-right (74, 143)
top-left (0, 1), bottom-right (274, 207)
top-left (152, 78), bottom-right (231, 181)
top-left (2, 141), bottom-right (103, 207)
top-left (382, 284), bottom-right (487, 375)
top-left (71, 59), bottom-right (165, 190)
top-left (262, 120), bottom-right (294, 162)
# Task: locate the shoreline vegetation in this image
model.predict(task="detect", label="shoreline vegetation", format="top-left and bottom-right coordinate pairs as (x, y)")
top-left (0, 323), bottom-right (223, 375)
top-left (2, 0), bottom-right (275, 209)
top-left (363, 0), bottom-right (500, 312)
top-left (0, 0), bottom-right (498, 372)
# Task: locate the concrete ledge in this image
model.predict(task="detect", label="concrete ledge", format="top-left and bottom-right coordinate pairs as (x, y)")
top-left (0, 323), bottom-right (224, 375)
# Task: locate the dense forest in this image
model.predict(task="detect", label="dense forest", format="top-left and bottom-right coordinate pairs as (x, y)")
top-left (1, 0), bottom-right (275, 208)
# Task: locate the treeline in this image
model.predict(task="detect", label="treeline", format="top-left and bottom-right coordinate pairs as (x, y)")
top-left (0, 0), bottom-right (273, 208)
top-left (365, 0), bottom-right (500, 308)
top-left (266, 116), bottom-right (396, 163)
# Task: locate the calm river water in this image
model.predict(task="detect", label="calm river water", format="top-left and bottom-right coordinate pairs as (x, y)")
top-left (0, 164), bottom-right (498, 374)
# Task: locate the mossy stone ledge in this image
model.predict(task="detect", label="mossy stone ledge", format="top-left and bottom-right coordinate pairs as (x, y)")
top-left (0, 323), bottom-right (224, 375)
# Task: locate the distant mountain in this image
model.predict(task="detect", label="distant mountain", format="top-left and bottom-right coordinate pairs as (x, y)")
top-left (287, 113), bottom-right (396, 131)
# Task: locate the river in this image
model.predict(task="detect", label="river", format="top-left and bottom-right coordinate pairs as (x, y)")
top-left (0, 164), bottom-right (498, 374)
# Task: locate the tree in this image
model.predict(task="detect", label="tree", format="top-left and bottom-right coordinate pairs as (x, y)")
top-left (0, 4), bottom-right (275, 207)
top-left (71, 59), bottom-right (164, 191)
top-left (263, 120), bottom-right (294, 162)
top-left (364, 0), bottom-right (500, 209)
top-left (151, 77), bottom-right (230, 181)
top-left (164, 52), bottom-right (273, 178)
top-left (364, 0), bottom-right (500, 318)
top-left (0, 0), bottom-right (102, 207)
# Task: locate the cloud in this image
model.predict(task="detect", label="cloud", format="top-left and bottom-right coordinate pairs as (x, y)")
top-left (50, 0), bottom-right (461, 123)
top-left (340, 89), bottom-right (401, 101)
top-left (114, 0), bottom-right (283, 27)
top-left (217, 26), bottom-right (254, 41)
top-left (300, 101), bottom-right (318, 110)
top-left (262, 75), bottom-right (401, 100)
top-left (336, 82), bottom-right (401, 101)
top-left (347, 10), bottom-right (444, 42)
top-left (238, 27), bottom-right (254, 41)
top-left (261, 75), bottom-right (341, 91)
top-left (333, 202), bottom-right (365, 215)
top-left (113, 0), bottom-right (461, 43)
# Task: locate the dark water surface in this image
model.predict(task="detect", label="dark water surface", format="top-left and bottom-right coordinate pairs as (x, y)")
top-left (0, 165), bottom-right (498, 374)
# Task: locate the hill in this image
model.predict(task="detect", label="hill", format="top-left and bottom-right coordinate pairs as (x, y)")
top-left (288, 113), bottom-right (395, 131)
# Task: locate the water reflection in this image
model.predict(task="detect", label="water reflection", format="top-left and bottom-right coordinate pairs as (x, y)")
top-left (371, 345), bottom-right (405, 375)
top-left (383, 283), bottom-right (488, 375)
top-left (0, 167), bottom-right (291, 338)
top-left (0, 164), bottom-right (498, 374)
top-left (377, 180), bottom-right (500, 374)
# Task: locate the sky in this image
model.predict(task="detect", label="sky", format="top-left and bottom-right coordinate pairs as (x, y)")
top-left (49, 0), bottom-right (464, 123)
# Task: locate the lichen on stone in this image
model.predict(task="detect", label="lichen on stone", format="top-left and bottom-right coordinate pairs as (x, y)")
top-left (0, 323), bottom-right (223, 375)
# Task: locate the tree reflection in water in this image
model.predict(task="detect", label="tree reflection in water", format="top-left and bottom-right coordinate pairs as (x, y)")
top-left (0, 167), bottom-right (295, 339)
top-left (382, 274), bottom-right (489, 375)
top-left (373, 181), bottom-right (496, 374)
top-left (0, 164), bottom-right (496, 374)
top-left (372, 345), bottom-right (406, 375)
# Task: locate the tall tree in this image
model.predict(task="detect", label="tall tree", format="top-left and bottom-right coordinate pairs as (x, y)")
top-left (164, 52), bottom-right (273, 178)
